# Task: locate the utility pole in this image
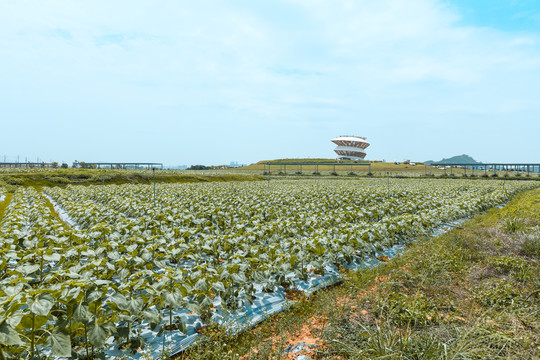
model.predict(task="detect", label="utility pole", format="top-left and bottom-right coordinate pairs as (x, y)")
top-left (153, 168), bottom-right (156, 207)
top-left (387, 172), bottom-right (390, 199)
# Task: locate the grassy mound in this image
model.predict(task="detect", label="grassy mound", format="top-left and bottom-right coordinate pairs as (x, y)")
top-left (0, 169), bottom-right (263, 188)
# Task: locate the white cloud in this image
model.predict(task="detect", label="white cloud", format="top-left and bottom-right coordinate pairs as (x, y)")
top-left (0, 0), bottom-right (539, 163)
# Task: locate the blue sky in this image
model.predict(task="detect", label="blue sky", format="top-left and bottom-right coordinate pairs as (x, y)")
top-left (1, 0), bottom-right (539, 166)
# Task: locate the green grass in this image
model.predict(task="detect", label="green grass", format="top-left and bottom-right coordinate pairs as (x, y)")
top-left (236, 160), bottom-right (424, 174)
top-left (0, 169), bottom-right (263, 187)
top-left (468, 189), bottom-right (540, 228)
top-left (227, 160), bottom-right (540, 179)
top-left (173, 188), bottom-right (540, 359)
top-left (259, 158), bottom-right (369, 164)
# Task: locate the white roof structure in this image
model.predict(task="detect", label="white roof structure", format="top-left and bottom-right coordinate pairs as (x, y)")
top-left (331, 135), bottom-right (370, 160)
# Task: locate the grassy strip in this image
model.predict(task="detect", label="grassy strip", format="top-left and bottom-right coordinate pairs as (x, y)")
top-left (259, 158), bottom-right (370, 164)
top-left (230, 161), bottom-right (540, 178)
top-left (0, 170), bottom-right (263, 187)
top-left (235, 161), bottom-right (432, 174)
top-left (177, 189), bottom-right (540, 359)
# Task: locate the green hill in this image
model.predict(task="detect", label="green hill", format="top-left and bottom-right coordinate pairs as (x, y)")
top-left (425, 154), bottom-right (480, 165)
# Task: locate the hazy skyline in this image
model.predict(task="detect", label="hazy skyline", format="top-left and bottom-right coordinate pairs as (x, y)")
top-left (1, 0), bottom-right (539, 166)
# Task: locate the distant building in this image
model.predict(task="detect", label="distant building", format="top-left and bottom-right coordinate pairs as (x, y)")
top-left (331, 136), bottom-right (370, 160)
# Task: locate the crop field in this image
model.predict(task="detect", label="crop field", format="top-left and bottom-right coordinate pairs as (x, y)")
top-left (0, 178), bottom-right (538, 359)
top-left (230, 161), bottom-right (540, 177)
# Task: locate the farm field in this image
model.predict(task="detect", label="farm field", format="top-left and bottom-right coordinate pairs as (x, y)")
top-left (194, 187), bottom-right (540, 360)
top-left (0, 168), bottom-right (262, 188)
top-left (0, 178), bottom-right (538, 359)
top-left (221, 161), bottom-right (540, 179)
top-left (234, 160), bottom-right (437, 175)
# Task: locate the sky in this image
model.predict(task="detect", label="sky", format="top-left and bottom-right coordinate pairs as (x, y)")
top-left (1, 0), bottom-right (539, 166)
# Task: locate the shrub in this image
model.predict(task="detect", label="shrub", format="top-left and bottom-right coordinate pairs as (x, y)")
top-left (0, 180), bottom-right (17, 192)
top-left (47, 176), bottom-right (71, 185)
top-left (521, 232), bottom-right (540, 258)
top-left (4, 177), bottom-right (23, 185)
top-left (188, 165), bottom-right (211, 170)
top-left (477, 281), bottom-right (520, 309)
top-left (376, 292), bottom-right (439, 326)
top-left (488, 255), bottom-right (530, 281)
top-left (503, 217), bottom-right (525, 233)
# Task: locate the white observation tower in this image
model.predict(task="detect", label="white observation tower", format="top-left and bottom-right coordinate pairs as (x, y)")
top-left (331, 135), bottom-right (370, 160)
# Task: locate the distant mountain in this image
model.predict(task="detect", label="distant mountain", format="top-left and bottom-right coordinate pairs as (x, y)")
top-left (425, 154), bottom-right (480, 165)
